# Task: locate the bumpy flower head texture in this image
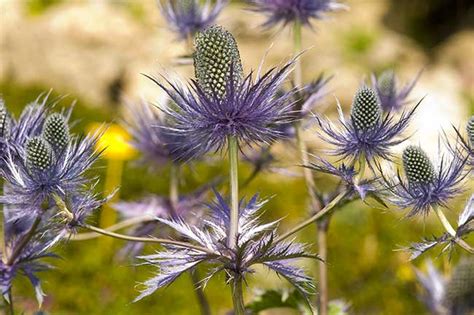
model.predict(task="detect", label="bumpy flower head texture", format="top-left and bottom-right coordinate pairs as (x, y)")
top-left (151, 25), bottom-right (295, 160)
top-left (194, 25), bottom-right (243, 98)
top-left (445, 257), bottom-right (474, 314)
top-left (402, 146), bottom-right (436, 186)
top-left (42, 113), bottom-right (70, 153)
top-left (25, 137), bottom-right (54, 173)
top-left (249, 0), bottom-right (346, 29)
top-left (350, 86), bottom-right (381, 132)
top-left (382, 146), bottom-right (466, 216)
top-left (316, 85), bottom-right (416, 163)
top-left (159, 0), bottom-right (227, 40)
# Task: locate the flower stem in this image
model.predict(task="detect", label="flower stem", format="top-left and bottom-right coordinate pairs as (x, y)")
top-left (228, 136), bottom-right (239, 250)
top-left (71, 215), bottom-right (154, 241)
top-left (317, 220), bottom-right (329, 315)
top-left (80, 223), bottom-right (217, 255)
top-left (293, 20), bottom-right (303, 87)
top-left (276, 191), bottom-right (347, 243)
top-left (7, 216), bottom-right (41, 266)
top-left (6, 291), bottom-right (14, 315)
top-left (170, 162), bottom-right (180, 216)
top-left (432, 206), bottom-right (474, 254)
top-left (189, 270), bottom-right (211, 315)
top-left (231, 276), bottom-right (245, 315)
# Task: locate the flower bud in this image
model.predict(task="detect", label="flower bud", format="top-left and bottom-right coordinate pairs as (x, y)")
top-left (194, 25), bottom-right (243, 98)
top-left (377, 70), bottom-right (396, 98)
top-left (26, 137), bottom-right (54, 172)
top-left (350, 86), bottom-right (381, 131)
top-left (42, 113), bottom-right (70, 152)
top-left (402, 146), bottom-right (435, 185)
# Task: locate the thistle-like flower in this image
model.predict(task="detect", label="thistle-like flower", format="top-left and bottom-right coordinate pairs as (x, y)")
top-left (248, 0), bottom-right (347, 29)
top-left (135, 192), bottom-right (316, 301)
top-left (371, 70), bottom-right (421, 112)
top-left (382, 145), bottom-right (467, 216)
top-left (159, 0), bottom-right (227, 40)
top-left (316, 86), bottom-right (418, 163)
top-left (450, 116), bottom-right (474, 172)
top-left (148, 25), bottom-right (295, 160)
top-left (1, 106), bottom-right (102, 222)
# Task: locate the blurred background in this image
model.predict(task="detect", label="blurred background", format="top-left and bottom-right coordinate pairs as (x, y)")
top-left (1, 0), bottom-right (473, 314)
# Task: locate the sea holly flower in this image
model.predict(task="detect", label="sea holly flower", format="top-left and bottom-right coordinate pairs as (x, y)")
top-left (450, 116), bottom-right (474, 172)
top-left (371, 69), bottom-right (421, 112)
top-left (382, 146), bottom-right (467, 216)
top-left (148, 25), bottom-right (295, 160)
top-left (248, 0), bottom-right (347, 29)
top-left (316, 86), bottom-right (418, 163)
top-left (159, 0), bottom-right (227, 41)
top-left (1, 107), bottom-right (102, 222)
top-left (135, 192), bottom-right (316, 302)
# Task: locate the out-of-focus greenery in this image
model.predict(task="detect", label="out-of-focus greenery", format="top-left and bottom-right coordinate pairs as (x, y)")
top-left (0, 82), bottom-right (469, 314)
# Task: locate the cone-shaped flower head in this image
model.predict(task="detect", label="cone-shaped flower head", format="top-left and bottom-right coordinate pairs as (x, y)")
top-left (445, 258), bottom-right (474, 313)
top-left (149, 25), bottom-right (295, 160)
top-left (467, 115), bottom-right (474, 148)
top-left (316, 84), bottom-right (416, 163)
top-left (350, 86), bottom-right (381, 131)
top-left (381, 145), bottom-right (466, 216)
top-left (0, 98), bottom-right (10, 139)
top-left (402, 146), bottom-right (436, 185)
top-left (42, 113), bottom-right (70, 152)
top-left (25, 136), bottom-right (54, 172)
top-left (194, 25), bottom-right (243, 98)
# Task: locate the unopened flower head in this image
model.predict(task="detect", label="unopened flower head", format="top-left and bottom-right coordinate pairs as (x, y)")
top-left (149, 25), bottom-right (295, 160)
top-left (42, 113), bottom-right (70, 153)
top-left (467, 116), bottom-right (474, 148)
top-left (0, 98), bottom-right (10, 140)
top-left (159, 0), bottom-right (227, 40)
top-left (135, 191), bottom-right (316, 301)
top-left (382, 146), bottom-right (467, 216)
top-left (249, 0), bottom-right (346, 29)
top-left (445, 257), bottom-right (474, 314)
top-left (316, 85), bottom-right (417, 163)
top-left (372, 70), bottom-right (420, 112)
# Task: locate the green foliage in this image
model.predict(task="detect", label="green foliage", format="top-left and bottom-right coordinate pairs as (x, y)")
top-left (25, 0), bottom-right (63, 16)
top-left (245, 289), bottom-right (313, 314)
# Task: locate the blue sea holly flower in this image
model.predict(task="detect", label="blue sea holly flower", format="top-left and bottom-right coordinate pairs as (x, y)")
top-left (148, 25), bottom-right (296, 160)
top-left (316, 86), bottom-right (418, 164)
top-left (248, 0), bottom-right (347, 29)
top-left (371, 69), bottom-right (421, 112)
top-left (450, 116), bottom-right (474, 172)
top-left (159, 0), bottom-right (227, 41)
top-left (1, 110), bottom-right (102, 221)
top-left (381, 145), bottom-right (467, 216)
top-left (135, 192), bottom-right (317, 302)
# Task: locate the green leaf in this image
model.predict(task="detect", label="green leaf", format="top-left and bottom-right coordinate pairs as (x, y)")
top-left (245, 289), bottom-right (314, 314)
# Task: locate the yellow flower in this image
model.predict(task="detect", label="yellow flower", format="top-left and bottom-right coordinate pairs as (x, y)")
top-left (87, 123), bottom-right (136, 161)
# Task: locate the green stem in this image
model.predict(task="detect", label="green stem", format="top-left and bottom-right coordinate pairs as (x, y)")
top-left (228, 136), bottom-right (239, 250)
top-left (170, 163), bottom-right (180, 216)
top-left (276, 191), bottom-right (347, 243)
top-left (71, 215), bottom-right (154, 241)
top-left (317, 221), bottom-right (329, 315)
top-left (6, 291), bottom-right (14, 315)
top-left (80, 223), bottom-right (217, 255)
top-left (189, 270), bottom-right (211, 315)
top-left (293, 20), bottom-right (303, 86)
top-left (356, 153), bottom-right (366, 184)
top-left (231, 276), bottom-right (245, 315)
top-left (7, 216), bottom-right (41, 266)
top-left (432, 206), bottom-right (474, 254)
